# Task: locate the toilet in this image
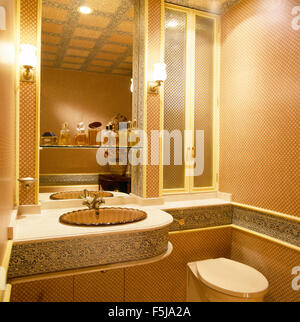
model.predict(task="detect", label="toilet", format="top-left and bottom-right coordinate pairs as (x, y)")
top-left (187, 258), bottom-right (269, 302)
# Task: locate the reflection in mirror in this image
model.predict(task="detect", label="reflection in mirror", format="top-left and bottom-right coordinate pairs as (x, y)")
top-left (39, 0), bottom-right (134, 200)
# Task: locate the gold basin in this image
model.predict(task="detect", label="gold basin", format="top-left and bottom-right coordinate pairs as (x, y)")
top-left (59, 207), bottom-right (147, 226)
top-left (50, 190), bottom-right (114, 200)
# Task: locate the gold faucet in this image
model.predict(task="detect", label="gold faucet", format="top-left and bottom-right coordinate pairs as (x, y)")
top-left (80, 186), bottom-right (105, 210)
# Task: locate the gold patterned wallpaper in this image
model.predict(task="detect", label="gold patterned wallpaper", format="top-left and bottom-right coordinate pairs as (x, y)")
top-left (19, 0), bottom-right (41, 205)
top-left (41, 0), bottom-right (133, 76)
top-left (220, 0), bottom-right (300, 217)
top-left (146, 0), bottom-right (164, 198)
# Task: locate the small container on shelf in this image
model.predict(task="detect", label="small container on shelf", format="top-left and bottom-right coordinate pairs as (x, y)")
top-left (74, 122), bottom-right (87, 145)
top-left (40, 132), bottom-right (57, 145)
top-left (118, 121), bottom-right (128, 147)
top-left (58, 122), bottom-right (71, 145)
top-left (101, 125), bottom-right (110, 146)
top-left (128, 120), bottom-right (140, 147)
top-left (88, 121), bottom-right (102, 145)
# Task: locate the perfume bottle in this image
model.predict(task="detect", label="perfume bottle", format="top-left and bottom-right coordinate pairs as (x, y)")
top-left (41, 132), bottom-right (57, 145)
top-left (74, 122), bottom-right (87, 145)
top-left (101, 125), bottom-right (109, 146)
top-left (88, 121), bottom-right (102, 145)
top-left (118, 121), bottom-right (128, 147)
top-left (128, 120), bottom-right (140, 147)
top-left (108, 124), bottom-right (117, 147)
top-left (58, 122), bottom-right (71, 145)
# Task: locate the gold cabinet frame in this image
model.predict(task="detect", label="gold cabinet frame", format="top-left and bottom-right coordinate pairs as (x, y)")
top-left (161, 4), bottom-right (220, 195)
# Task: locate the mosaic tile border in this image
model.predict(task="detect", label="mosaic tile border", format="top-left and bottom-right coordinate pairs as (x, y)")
top-left (165, 205), bottom-right (233, 232)
top-left (39, 174), bottom-right (101, 186)
top-left (8, 227), bottom-right (169, 278)
top-left (232, 206), bottom-right (300, 247)
top-left (165, 204), bottom-right (299, 248)
top-left (131, 0), bottom-right (146, 198)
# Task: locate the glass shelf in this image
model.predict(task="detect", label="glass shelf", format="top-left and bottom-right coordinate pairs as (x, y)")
top-left (40, 145), bottom-right (142, 150)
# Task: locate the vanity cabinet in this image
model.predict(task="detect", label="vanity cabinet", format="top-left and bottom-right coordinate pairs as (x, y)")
top-left (10, 269), bottom-right (124, 302)
top-left (73, 269), bottom-right (124, 302)
top-left (10, 276), bottom-right (73, 302)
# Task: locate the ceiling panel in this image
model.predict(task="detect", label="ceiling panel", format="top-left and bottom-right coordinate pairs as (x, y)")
top-left (73, 27), bottom-right (102, 39)
top-left (42, 21), bottom-right (64, 34)
top-left (41, 0), bottom-right (133, 76)
top-left (78, 15), bottom-right (111, 28)
top-left (84, 0), bottom-right (122, 13)
top-left (69, 38), bottom-right (96, 49)
top-left (42, 33), bottom-right (61, 44)
top-left (117, 21), bottom-right (134, 33)
top-left (42, 5), bottom-right (68, 21)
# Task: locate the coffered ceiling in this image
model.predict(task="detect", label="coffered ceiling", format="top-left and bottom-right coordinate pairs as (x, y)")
top-left (41, 0), bottom-right (240, 76)
top-left (41, 0), bottom-right (134, 76)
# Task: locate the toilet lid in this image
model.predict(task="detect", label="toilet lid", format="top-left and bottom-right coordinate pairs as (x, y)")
top-left (196, 258), bottom-right (269, 298)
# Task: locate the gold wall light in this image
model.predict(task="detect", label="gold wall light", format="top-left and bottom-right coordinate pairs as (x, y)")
top-left (20, 44), bottom-right (37, 82)
top-left (148, 63), bottom-right (167, 94)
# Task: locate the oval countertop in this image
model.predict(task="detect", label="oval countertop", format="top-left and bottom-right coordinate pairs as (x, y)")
top-left (14, 204), bottom-right (174, 242)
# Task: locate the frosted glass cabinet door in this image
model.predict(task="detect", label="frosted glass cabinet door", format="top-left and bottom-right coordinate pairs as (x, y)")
top-left (193, 15), bottom-right (215, 189)
top-left (163, 9), bottom-right (187, 191)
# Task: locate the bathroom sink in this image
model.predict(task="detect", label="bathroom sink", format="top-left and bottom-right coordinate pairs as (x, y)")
top-left (50, 190), bottom-right (113, 200)
top-left (59, 207), bottom-right (147, 226)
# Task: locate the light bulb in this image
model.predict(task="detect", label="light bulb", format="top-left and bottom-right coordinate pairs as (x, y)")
top-left (166, 20), bottom-right (178, 28)
top-left (130, 78), bottom-right (133, 93)
top-left (20, 44), bottom-right (37, 67)
top-left (153, 63), bottom-right (167, 82)
top-left (79, 6), bottom-right (92, 14)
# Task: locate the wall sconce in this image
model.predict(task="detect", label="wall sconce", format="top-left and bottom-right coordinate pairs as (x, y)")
top-left (148, 63), bottom-right (167, 94)
top-left (130, 78), bottom-right (133, 93)
top-left (18, 177), bottom-right (37, 190)
top-left (20, 44), bottom-right (37, 82)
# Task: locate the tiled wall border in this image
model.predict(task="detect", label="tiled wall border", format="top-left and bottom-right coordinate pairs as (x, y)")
top-left (165, 204), bottom-right (300, 247)
top-left (165, 205), bottom-right (233, 232)
top-left (8, 226), bottom-right (169, 279)
top-left (232, 206), bottom-right (300, 248)
top-left (40, 174), bottom-right (100, 186)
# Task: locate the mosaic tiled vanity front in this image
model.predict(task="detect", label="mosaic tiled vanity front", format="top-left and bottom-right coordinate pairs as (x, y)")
top-left (8, 227), bottom-right (169, 279)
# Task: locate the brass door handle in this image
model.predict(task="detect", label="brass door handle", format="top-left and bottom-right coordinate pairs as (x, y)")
top-left (192, 147), bottom-right (195, 158)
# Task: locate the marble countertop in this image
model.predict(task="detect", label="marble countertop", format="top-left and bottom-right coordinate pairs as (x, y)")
top-left (13, 196), bottom-right (230, 242)
top-left (14, 204), bottom-right (173, 242)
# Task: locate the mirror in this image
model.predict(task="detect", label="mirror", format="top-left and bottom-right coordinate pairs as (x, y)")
top-left (39, 0), bottom-right (134, 198)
